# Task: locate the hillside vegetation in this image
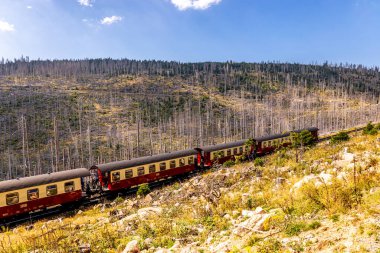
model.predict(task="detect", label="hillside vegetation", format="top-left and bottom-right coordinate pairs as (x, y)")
top-left (1, 129), bottom-right (380, 252)
top-left (1, 60), bottom-right (380, 178)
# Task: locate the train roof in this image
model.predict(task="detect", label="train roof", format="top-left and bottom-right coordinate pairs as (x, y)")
top-left (93, 149), bottom-right (198, 173)
top-left (199, 139), bottom-right (248, 153)
top-left (254, 127), bottom-right (319, 142)
top-left (0, 168), bottom-right (90, 193)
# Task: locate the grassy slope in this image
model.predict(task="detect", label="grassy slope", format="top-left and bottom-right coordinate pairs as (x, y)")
top-left (1, 131), bottom-right (380, 252)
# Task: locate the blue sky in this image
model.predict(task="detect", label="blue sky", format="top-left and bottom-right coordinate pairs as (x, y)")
top-left (0, 0), bottom-right (379, 66)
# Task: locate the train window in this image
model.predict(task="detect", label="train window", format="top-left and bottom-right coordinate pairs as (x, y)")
top-left (233, 148), bottom-right (238, 154)
top-left (226, 149), bottom-right (232, 156)
top-left (46, 185), bottom-right (58, 196)
top-left (125, 169), bottom-right (133, 179)
top-left (112, 172), bottom-right (120, 182)
top-left (149, 164), bottom-right (156, 174)
top-left (170, 160), bottom-right (176, 169)
top-left (6, 193), bottom-right (19, 205)
top-left (64, 181), bottom-right (75, 193)
top-left (179, 158), bottom-right (185, 167)
top-left (27, 189), bottom-right (39, 201)
top-left (188, 156), bottom-right (194, 165)
top-left (160, 162), bottom-right (166, 171)
top-left (138, 167), bottom-right (145, 176)
top-left (239, 147), bottom-right (243, 153)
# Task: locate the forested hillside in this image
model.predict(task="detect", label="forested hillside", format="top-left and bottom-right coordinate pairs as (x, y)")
top-left (0, 59), bottom-right (380, 179)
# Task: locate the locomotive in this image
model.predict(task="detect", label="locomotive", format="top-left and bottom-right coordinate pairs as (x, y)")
top-left (0, 127), bottom-right (318, 222)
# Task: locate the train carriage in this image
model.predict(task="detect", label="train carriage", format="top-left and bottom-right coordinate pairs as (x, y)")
top-left (0, 168), bottom-right (90, 219)
top-left (198, 139), bottom-right (253, 167)
top-left (255, 127), bottom-right (319, 155)
top-left (91, 149), bottom-right (199, 192)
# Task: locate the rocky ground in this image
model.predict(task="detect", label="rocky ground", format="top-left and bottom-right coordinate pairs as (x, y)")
top-left (1, 132), bottom-right (380, 253)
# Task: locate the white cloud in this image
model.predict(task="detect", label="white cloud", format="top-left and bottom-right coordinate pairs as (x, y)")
top-left (78, 0), bottom-right (93, 7)
top-left (27, 6), bottom-right (32, 9)
top-left (100, 16), bottom-right (123, 25)
top-left (170, 0), bottom-right (221, 10)
top-left (0, 20), bottom-right (15, 32)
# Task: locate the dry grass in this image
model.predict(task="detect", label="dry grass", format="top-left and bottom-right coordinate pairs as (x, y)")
top-left (1, 132), bottom-right (380, 252)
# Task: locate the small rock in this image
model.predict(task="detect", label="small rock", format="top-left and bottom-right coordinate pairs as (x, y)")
top-left (122, 240), bottom-right (139, 253)
top-left (180, 246), bottom-right (198, 253)
top-left (143, 238), bottom-right (153, 247)
top-left (220, 230), bottom-right (228, 236)
top-left (77, 210), bottom-right (83, 215)
top-left (154, 249), bottom-right (169, 253)
top-left (117, 214), bottom-right (138, 226)
top-left (342, 147), bottom-right (355, 162)
top-left (78, 243), bottom-right (91, 253)
top-left (144, 194), bottom-right (153, 204)
top-left (109, 209), bottom-right (121, 217)
top-left (137, 207), bottom-right (163, 219)
top-left (275, 177), bottom-right (286, 185)
top-left (242, 210), bottom-right (255, 217)
top-left (211, 240), bottom-right (231, 253)
top-left (25, 225), bottom-right (34, 231)
top-left (223, 214), bottom-right (231, 220)
top-left (370, 187), bottom-right (380, 194)
top-left (170, 240), bottom-right (181, 250)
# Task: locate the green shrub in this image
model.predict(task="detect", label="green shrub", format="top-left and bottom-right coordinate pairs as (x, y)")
top-left (285, 222), bottom-right (307, 236)
top-left (114, 196), bottom-right (124, 204)
top-left (288, 241), bottom-right (304, 252)
top-left (246, 197), bottom-right (254, 209)
top-left (254, 158), bottom-right (265, 167)
top-left (137, 183), bottom-right (151, 196)
top-left (330, 214), bottom-right (340, 222)
top-left (223, 160), bottom-right (235, 167)
top-left (307, 221), bottom-right (321, 230)
top-left (331, 131), bottom-right (349, 144)
top-left (246, 234), bottom-right (262, 246)
top-left (291, 130), bottom-right (316, 148)
top-left (234, 154), bottom-right (246, 164)
top-left (256, 238), bottom-right (282, 253)
top-left (363, 122), bottom-right (378, 135)
top-left (298, 178), bottom-right (362, 213)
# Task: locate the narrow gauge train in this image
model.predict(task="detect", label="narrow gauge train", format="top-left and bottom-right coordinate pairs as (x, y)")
top-left (0, 127), bottom-right (318, 222)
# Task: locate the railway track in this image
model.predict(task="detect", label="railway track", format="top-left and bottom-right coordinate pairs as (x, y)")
top-left (1, 124), bottom-right (372, 230)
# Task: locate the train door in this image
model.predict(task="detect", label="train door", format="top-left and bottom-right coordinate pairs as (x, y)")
top-left (88, 166), bottom-right (101, 193)
top-left (194, 148), bottom-right (204, 169)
